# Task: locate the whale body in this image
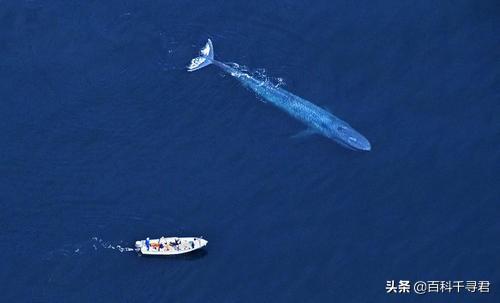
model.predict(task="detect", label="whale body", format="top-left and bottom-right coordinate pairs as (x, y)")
top-left (188, 39), bottom-right (371, 151)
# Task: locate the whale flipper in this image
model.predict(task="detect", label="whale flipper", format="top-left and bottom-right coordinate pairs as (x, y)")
top-left (291, 128), bottom-right (317, 139)
top-left (187, 39), bottom-right (214, 72)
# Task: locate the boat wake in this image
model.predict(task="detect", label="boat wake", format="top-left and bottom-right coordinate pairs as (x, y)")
top-left (90, 237), bottom-right (137, 253)
top-left (43, 237), bottom-right (137, 260)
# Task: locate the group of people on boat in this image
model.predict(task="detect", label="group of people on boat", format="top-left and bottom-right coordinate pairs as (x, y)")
top-left (145, 237), bottom-right (183, 252)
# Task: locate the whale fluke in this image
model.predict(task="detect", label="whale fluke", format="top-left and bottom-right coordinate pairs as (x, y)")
top-left (187, 39), bottom-right (214, 72)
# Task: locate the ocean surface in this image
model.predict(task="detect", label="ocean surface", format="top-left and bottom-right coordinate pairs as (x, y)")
top-left (1, 1), bottom-right (499, 302)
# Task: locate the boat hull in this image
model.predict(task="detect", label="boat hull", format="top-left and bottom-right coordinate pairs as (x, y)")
top-left (136, 237), bottom-right (208, 256)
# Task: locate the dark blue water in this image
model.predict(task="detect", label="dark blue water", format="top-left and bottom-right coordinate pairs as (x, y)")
top-left (1, 1), bottom-right (499, 302)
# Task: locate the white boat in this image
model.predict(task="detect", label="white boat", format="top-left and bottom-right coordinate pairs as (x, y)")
top-left (135, 237), bottom-right (208, 255)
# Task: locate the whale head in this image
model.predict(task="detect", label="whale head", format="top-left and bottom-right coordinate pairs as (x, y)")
top-left (327, 122), bottom-right (371, 151)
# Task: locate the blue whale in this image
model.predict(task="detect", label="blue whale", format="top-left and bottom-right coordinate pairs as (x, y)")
top-left (188, 39), bottom-right (371, 151)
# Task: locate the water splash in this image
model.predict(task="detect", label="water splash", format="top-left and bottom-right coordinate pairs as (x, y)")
top-left (226, 64), bottom-right (287, 103)
top-left (229, 63), bottom-right (286, 88)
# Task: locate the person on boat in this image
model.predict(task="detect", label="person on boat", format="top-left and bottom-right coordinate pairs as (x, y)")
top-left (145, 237), bottom-right (150, 251)
top-left (169, 239), bottom-right (180, 250)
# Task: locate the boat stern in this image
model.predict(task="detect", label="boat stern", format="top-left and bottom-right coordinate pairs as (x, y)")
top-left (135, 240), bottom-right (143, 249)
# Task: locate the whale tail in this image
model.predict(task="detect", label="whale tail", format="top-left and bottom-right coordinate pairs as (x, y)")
top-left (187, 39), bottom-right (214, 72)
